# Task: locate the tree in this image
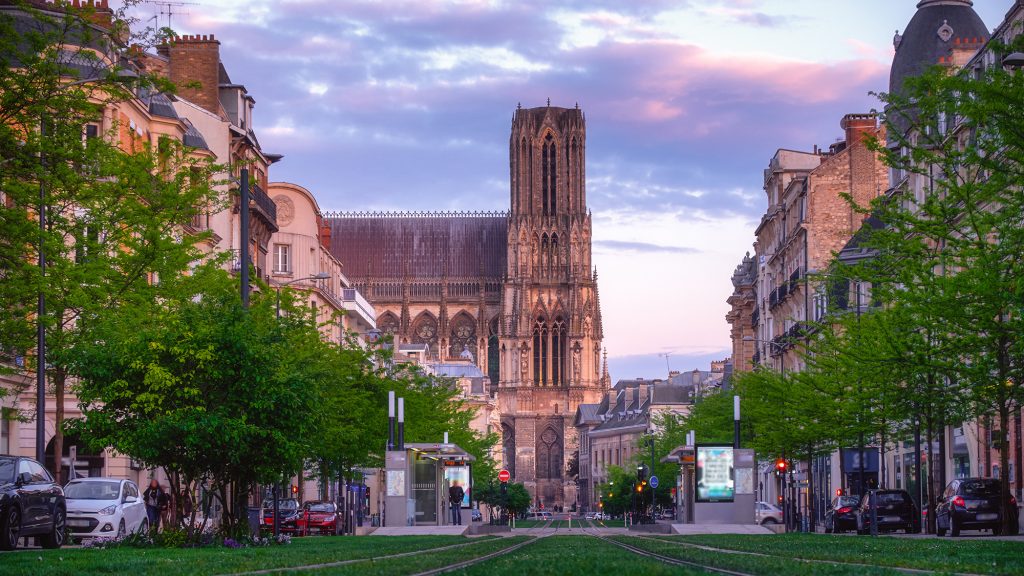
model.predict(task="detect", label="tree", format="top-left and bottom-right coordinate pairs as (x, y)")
top-left (853, 36), bottom-right (1024, 533)
top-left (67, 267), bottom-right (328, 533)
top-left (1, 0), bottom-right (216, 481)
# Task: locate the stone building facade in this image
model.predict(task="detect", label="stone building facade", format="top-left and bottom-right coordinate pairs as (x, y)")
top-left (325, 105), bottom-right (607, 509)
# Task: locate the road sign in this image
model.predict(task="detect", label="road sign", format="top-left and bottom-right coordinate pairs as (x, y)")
top-left (649, 475), bottom-right (659, 489)
top-left (498, 469), bottom-right (510, 483)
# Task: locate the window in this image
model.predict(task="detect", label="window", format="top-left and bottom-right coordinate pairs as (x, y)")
top-left (273, 244), bottom-right (291, 274)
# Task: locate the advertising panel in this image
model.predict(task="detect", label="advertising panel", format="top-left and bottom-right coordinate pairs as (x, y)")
top-left (695, 445), bottom-right (734, 503)
top-left (443, 466), bottom-right (471, 508)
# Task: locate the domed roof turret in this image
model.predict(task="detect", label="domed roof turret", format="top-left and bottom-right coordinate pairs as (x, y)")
top-left (890, 0), bottom-right (989, 95)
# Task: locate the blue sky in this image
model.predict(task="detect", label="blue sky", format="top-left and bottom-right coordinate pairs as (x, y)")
top-left (154, 0), bottom-right (1007, 379)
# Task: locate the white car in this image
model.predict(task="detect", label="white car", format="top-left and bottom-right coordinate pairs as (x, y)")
top-left (65, 477), bottom-right (148, 540)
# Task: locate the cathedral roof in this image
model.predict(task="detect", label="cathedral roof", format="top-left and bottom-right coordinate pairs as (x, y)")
top-left (890, 0), bottom-right (989, 95)
top-left (324, 212), bottom-right (508, 279)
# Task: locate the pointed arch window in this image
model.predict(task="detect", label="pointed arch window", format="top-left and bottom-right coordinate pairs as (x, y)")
top-left (533, 317), bottom-right (547, 385)
top-left (552, 316), bottom-right (566, 386)
top-left (550, 234), bottom-right (559, 278)
top-left (542, 132), bottom-right (557, 215)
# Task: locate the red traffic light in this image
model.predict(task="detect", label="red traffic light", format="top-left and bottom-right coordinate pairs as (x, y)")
top-left (291, 485), bottom-right (298, 495)
top-left (775, 458), bottom-right (787, 472)
top-left (777, 495), bottom-right (784, 504)
top-left (835, 488), bottom-right (843, 497)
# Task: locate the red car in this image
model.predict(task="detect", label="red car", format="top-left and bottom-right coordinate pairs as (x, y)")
top-left (295, 501), bottom-right (341, 535)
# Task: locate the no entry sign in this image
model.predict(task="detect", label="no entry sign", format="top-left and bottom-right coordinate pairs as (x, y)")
top-left (498, 469), bottom-right (511, 483)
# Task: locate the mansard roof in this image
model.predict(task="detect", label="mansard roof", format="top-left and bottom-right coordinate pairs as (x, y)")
top-left (890, 0), bottom-right (989, 95)
top-left (324, 212), bottom-right (508, 279)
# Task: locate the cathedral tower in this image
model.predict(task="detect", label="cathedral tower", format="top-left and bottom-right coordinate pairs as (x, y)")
top-left (498, 103), bottom-right (605, 509)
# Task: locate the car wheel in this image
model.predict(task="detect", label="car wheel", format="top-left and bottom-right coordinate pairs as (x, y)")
top-left (993, 525), bottom-right (1002, 536)
top-left (950, 517), bottom-right (960, 537)
top-left (117, 519), bottom-right (126, 538)
top-left (762, 518), bottom-right (777, 525)
top-left (937, 519), bottom-right (947, 537)
top-left (0, 506), bottom-right (20, 551)
top-left (41, 508), bottom-right (66, 549)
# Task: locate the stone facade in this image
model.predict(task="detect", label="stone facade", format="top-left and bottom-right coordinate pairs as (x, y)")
top-left (324, 105), bottom-right (607, 509)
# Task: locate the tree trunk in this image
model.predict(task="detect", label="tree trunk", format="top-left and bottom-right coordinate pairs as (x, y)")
top-left (926, 417), bottom-right (936, 534)
top-left (53, 368), bottom-right (65, 481)
top-left (999, 403), bottom-right (1013, 534)
top-left (806, 445), bottom-right (816, 532)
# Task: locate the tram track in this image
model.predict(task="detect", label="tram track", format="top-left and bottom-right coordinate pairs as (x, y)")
top-left (636, 535), bottom-right (987, 576)
top-left (575, 523), bottom-right (756, 576)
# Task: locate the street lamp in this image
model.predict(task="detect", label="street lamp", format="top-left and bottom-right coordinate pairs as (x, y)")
top-left (35, 65), bottom-right (141, 468)
top-left (275, 272), bottom-right (331, 317)
top-left (270, 272), bottom-right (329, 537)
top-left (1002, 52), bottom-right (1024, 69)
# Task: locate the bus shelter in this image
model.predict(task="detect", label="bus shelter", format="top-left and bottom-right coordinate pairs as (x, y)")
top-left (383, 443), bottom-right (475, 527)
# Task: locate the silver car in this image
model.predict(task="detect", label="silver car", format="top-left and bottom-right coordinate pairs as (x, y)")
top-left (65, 478), bottom-right (148, 540)
top-left (755, 501), bottom-right (783, 525)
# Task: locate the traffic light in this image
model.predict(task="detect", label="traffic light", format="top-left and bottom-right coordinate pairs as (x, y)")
top-left (636, 484), bottom-right (643, 493)
top-left (774, 458), bottom-right (787, 475)
top-left (291, 484), bottom-right (298, 495)
top-left (835, 488), bottom-right (843, 497)
top-left (777, 494), bottom-right (784, 504)
top-left (637, 464), bottom-right (646, 481)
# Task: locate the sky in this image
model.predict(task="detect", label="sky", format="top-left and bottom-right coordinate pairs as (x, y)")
top-left (146, 0), bottom-right (1007, 380)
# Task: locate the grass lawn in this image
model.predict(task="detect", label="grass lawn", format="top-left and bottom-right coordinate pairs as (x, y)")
top-left (296, 536), bottom-right (532, 575)
top-left (618, 536), bottom-right (908, 575)
top-left (511, 520), bottom-right (548, 529)
top-left (457, 535), bottom-right (704, 576)
top-left (595, 519), bottom-right (625, 528)
top-left (665, 533), bottom-right (1024, 576)
top-left (0, 535), bottom-right (472, 576)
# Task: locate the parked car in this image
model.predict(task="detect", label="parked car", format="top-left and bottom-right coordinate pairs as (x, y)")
top-left (755, 501), bottom-right (783, 525)
top-left (824, 495), bottom-right (860, 534)
top-left (261, 498), bottom-right (300, 531)
top-left (295, 501), bottom-right (340, 535)
top-left (471, 508), bottom-right (482, 522)
top-left (528, 511), bottom-right (553, 520)
top-left (936, 478), bottom-right (1020, 537)
top-left (65, 477), bottom-right (147, 541)
top-left (855, 490), bottom-right (919, 534)
top-left (0, 455), bottom-right (67, 550)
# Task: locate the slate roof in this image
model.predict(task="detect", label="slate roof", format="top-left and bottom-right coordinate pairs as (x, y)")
top-left (324, 213), bottom-right (508, 280)
top-left (890, 1), bottom-right (989, 96)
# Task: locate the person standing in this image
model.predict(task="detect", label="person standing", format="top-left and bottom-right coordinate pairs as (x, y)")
top-left (143, 479), bottom-right (167, 532)
top-left (449, 480), bottom-right (465, 525)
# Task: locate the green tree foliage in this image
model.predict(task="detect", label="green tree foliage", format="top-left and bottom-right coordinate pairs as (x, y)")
top-left (0, 0), bottom-right (216, 480)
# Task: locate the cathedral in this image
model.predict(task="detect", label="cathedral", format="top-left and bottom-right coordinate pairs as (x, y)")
top-left (325, 104), bottom-right (607, 508)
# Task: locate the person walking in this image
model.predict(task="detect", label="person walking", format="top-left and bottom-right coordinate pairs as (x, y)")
top-left (449, 480), bottom-right (465, 525)
top-left (143, 479), bottom-right (168, 532)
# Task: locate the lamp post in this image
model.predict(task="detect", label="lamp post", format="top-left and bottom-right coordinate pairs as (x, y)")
top-left (35, 68), bottom-right (140, 468)
top-left (270, 273), bottom-right (329, 538)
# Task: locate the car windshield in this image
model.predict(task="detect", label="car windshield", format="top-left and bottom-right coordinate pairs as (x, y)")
top-left (65, 481), bottom-right (121, 500)
top-left (0, 458), bottom-right (14, 483)
top-left (306, 503), bottom-right (335, 513)
top-left (262, 499), bottom-right (298, 511)
top-left (961, 480), bottom-right (1000, 497)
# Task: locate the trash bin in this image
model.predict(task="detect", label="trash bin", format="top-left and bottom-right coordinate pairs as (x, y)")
top-left (247, 507), bottom-right (261, 537)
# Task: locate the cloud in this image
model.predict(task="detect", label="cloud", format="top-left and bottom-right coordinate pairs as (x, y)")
top-left (593, 240), bottom-right (699, 255)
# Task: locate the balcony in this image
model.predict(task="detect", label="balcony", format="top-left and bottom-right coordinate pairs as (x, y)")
top-left (249, 183), bottom-right (278, 231)
top-left (341, 288), bottom-right (377, 332)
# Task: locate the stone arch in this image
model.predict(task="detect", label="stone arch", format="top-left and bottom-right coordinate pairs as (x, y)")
top-left (378, 311), bottom-right (400, 335)
top-left (487, 316), bottom-right (500, 386)
top-left (536, 423), bottom-right (563, 480)
top-left (449, 310), bottom-right (477, 359)
top-left (410, 311), bottom-right (439, 357)
top-left (501, 420), bottom-right (516, 478)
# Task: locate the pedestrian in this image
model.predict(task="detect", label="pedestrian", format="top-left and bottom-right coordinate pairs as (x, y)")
top-left (143, 479), bottom-right (168, 532)
top-left (449, 480), bottom-right (465, 525)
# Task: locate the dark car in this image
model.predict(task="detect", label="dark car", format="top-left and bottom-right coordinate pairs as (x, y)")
top-left (0, 455), bottom-right (67, 550)
top-left (936, 478), bottom-right (1020, 537)
top-left (261, 498), bottom-right (300, 531)
top-left (825, 495), bottom-right (860, 534)
top-left (296, 501), bottom-right (340, 535)
top-left (855, 489), bottom-right (918, 535)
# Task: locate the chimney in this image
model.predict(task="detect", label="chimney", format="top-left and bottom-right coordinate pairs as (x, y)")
top-left (638, 382), bottom-right (651, 408)
top-left (165, 34), bottom-right (222, 116)
top-left (840, 113), bottom-right (878, 150)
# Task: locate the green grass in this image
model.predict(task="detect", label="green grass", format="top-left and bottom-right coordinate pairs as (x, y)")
top-left (456, 535), bottom-right (704, 576)
top-left (666, 533), bottom-right (1024, 575)
top-left (595, 519), bottom-right (625, 528)
top-left (0, 535), bottom-right (471, 576)
top-left (618, 536), bottom-right (908, 575)
top-left (511, 520), bottom-right (549, 529)
top-left (297, 536), bottom-right (533, 575)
